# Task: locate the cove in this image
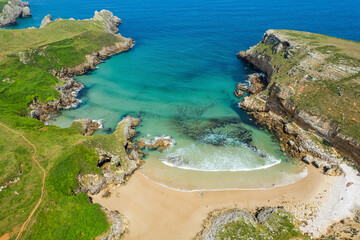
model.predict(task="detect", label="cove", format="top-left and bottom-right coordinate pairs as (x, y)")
top-left (8, 0), bottom-right (360, 190)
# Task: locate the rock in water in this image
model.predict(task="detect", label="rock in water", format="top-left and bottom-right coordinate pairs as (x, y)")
top-left (136, 136), bottom-right (175, 151)
top-left (0, 0), bottom-right (32, 27)
top-left (92, 9), bottom-right (121, 33)
top-left (40, 14), bottom-right (52, 28)
top-left (247, 73), bottom-right (266, 94)
top-left (234, 89), bottom-right (244, 97)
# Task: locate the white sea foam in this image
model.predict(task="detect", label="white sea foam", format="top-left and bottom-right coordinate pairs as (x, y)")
top-left (160, 143), bottom-right (281, 172)
top-left (94, 119), bottom-right (104, 129)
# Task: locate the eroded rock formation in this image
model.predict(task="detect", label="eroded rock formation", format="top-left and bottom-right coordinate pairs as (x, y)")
top-left (0, 0), bottom-right (31, 27)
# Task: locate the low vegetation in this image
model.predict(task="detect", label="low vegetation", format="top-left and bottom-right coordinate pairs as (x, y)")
top-left (214, 210), bottom-right (307, 240)
top-left (0, 0), bottom-right (8, 12)
top-left (0, 15), bottom-right (129, 239)
top-left (250, 30), bottom-right (360, 141)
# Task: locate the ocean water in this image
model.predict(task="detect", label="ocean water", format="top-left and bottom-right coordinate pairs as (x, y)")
top-left (5, 0), bottom-right (360, 189)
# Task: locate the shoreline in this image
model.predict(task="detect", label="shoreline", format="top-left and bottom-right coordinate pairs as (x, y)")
top-left (92, 164), bottom-right (336, 239)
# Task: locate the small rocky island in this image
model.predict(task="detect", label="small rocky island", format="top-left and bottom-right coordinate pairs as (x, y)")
top-left (0, 0), bottom-right (31, 26)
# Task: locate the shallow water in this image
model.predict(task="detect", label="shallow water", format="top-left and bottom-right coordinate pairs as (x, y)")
top-left (6, 0), bottom-right (360, 189)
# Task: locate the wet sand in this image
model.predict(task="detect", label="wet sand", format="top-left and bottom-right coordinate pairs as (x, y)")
top-left (92, 166), bottom-right (333, 240)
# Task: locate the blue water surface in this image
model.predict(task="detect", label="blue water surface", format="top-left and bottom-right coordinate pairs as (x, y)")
top-left (4, 0), bottom-right (360, 175)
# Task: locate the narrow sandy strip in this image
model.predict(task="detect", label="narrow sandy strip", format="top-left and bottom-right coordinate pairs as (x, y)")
top-left (92, 166), bottom-right (334, 240)
top-left (0, 122), bottom-right (46, 240)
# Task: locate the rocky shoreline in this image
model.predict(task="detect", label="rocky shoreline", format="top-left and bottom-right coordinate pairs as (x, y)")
top-left (0, 0), bottom-right (31, 27)
top-left (237, 30), bottom-right (360, 170)
top-left (28, 10), bottom-right (134, 123)
top-left (28, 11), bottom-right (137, 239)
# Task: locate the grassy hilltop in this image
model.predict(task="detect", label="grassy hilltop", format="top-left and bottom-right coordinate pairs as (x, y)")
top-left (0, 13), bottom-right (132, 239)
top-left (245, 30), bottom-right (360, 141)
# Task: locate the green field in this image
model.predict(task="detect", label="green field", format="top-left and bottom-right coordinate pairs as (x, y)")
top-left (0, 16), bottom-right (131, 239)
top-left (248, 30), bottom-right (360, 141)
top-left (0, 0), bottom-right (8, 12)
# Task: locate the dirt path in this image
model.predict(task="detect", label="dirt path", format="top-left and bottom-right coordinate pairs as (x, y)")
top-left (0, 122), bottom-right (46, 240)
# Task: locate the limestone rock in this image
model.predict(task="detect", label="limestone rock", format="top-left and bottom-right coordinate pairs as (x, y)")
top-left (0, 0), bottom-right (31, 27)
top-left (98, 208), bottom-right (126, 240)
top-left (234, 89), bottom-right (244, 97)
top-left (73, 118), bottom-right (101, 136)
top-left (92, 10), bottom-right (121, 33)
top-left (239, 96), bottom-right (268, 112)
top-left (302, 155), bottom-right (313, 164)
top-left (77, 174), bottom-right (106, 195)
top-left (40, 14), bottom-right (52, 28)
top-left (136, 136), bottom-right (175, 151)
top-left (247, 73), bottom-right (266, 94)
top-left (237, 83), bottom-right (248, 91)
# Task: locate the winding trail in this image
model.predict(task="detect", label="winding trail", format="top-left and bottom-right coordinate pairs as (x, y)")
top-left (0, 122), bottom-right (46, 240)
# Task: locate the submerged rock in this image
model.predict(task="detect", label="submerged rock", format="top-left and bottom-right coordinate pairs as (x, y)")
top-left (175, 117), bottom-right (253, 147)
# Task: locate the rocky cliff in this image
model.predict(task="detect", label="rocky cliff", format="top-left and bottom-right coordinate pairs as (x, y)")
top-left (238, 30), bottom-right (360, 165)
top-left (0, 0), bottom-right (31, 27)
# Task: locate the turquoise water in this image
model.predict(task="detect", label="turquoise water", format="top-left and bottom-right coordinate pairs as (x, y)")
top-left (6, 0), bottom-right (360, 188)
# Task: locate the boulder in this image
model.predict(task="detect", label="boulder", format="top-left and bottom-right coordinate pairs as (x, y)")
top-left (311, 160), bottom-right (322, 168)
top-left (234, 89), bottom-right (244, 97)
top-left (237, 83), bottom-right (248, 91)
top-left (40, 14), bottom-right (52, 28)
top-left (301, 155), bottom-right (313, 164)
top-left (247, 74), bottom-right (266, 94)
top-left (136, 136), bottom-right (174, 151)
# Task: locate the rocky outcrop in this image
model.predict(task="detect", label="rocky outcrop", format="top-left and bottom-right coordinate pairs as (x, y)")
top-left (39, 14), bottom-right (52, 28)
top-left (247, 73), bottom-right (267, 94)
top-left (28, 78), bottom-right (84, 121)
top-left (195, 207), bottom-right (300, 240)
top-left (77, 116), bottom-right (142, 195)
top-left (73, 118), bottom-right (102, 136)
top-left (92, 10), bottom-right (121, 33)
top-left (0, 0), bottom-right (31, 27)
top-left (237, 30), bottom-right (360, 165)
top-left (136, 136), bottom-right (175, 151)
top-left (50, 39), bottom-right (133, 79)
top-left (97, 208), bottom-right (127, 240)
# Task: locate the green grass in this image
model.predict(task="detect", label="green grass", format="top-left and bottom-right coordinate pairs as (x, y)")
top-left (0, 0), bottom-right (8, 12)
top-left (215, 210), bottom-right (309, 240)
top-left (249, 30), bottom-right (360, 141)
top-left (0, 16), bottom-right (130, 239)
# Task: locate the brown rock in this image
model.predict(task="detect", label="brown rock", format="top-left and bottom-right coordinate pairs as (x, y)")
top-left (237, 83), bottom-right (248, 91)
top-left (73, 118), bottom-right (101, 136)
top-left (234, 89), bottom-right (244, 97)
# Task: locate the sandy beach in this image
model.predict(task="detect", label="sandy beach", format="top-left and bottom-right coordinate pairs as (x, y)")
top-left (92, 165), bottom-right (339, 240)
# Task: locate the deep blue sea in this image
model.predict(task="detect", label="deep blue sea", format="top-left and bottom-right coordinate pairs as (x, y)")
top-left (5, 0), bottom-right (360, 189)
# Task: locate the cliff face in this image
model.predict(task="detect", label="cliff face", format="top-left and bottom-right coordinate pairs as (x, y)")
top-left (238, 30), bottom-right (360, 165)
top-left (0, 0), bottom-right (31, 27)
